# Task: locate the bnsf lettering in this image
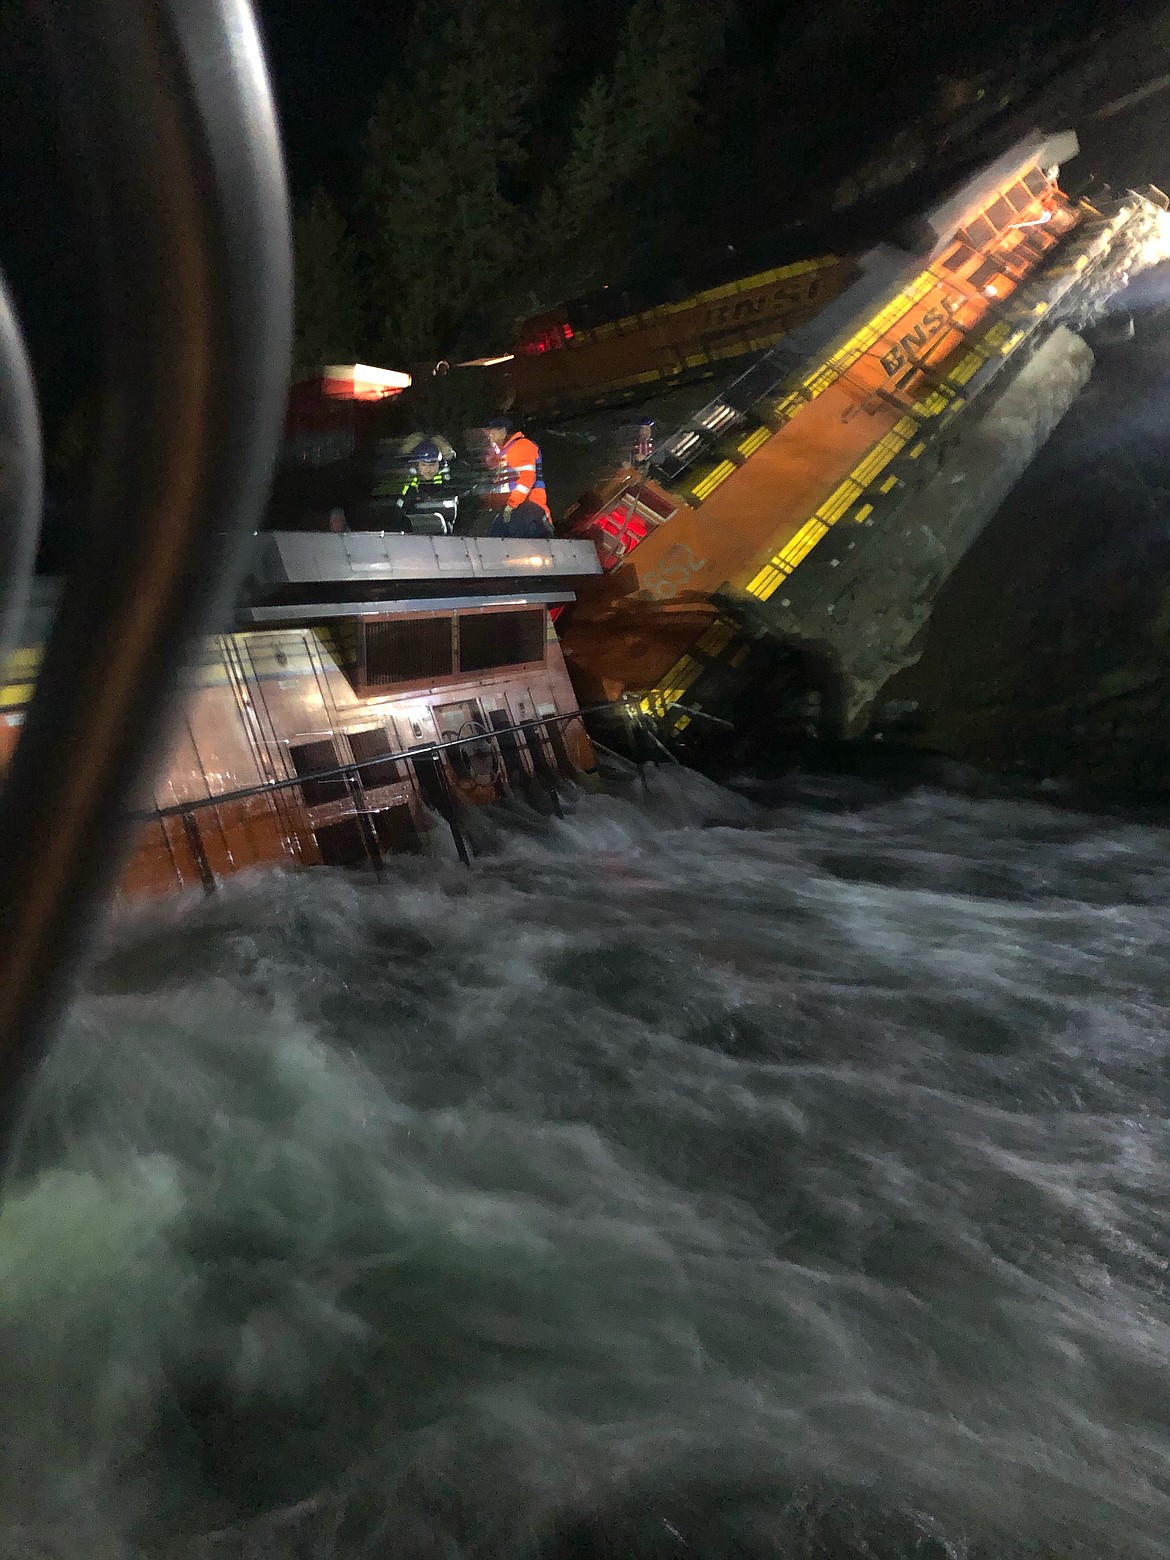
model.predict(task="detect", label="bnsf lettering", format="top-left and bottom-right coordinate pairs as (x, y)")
top-left (878, 295), bottom-right (962, 378)
top-left (704, 277), bottom-right (817, 332)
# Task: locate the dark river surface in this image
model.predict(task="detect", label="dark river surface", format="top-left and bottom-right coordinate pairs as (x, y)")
top-left (4, 767), bottom-right (1170, 1558)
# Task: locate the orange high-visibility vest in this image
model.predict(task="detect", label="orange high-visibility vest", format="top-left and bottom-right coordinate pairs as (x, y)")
top-left (493, 432), bottom-right (550, 515)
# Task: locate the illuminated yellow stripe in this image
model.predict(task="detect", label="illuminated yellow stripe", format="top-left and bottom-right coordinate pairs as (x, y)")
top-left (1, 648), bottom-right (40, 677)
top-left (638, 653), bottom-right (705, 718)
top-left (746, 564), bottom-right (785, 596)
top-left (851, 433), bottom-right (907, 486)
top-left (667, 229), bottom-right (1064, 603)
top-left (691, 459), bottom-right (737, 500)
top-left (573, 256), bottom-right (840, 344)
top-left (850, 447), bottom-right (892, 486)
top-left (696, 619), bottom-right (735, 657)
top-left (801, 367), bottom-right (837, 398)
top-left (738, 232), bottom-right (1060, 601)
top-left (748, 516), bottom-right (833, 599)
top-left (949, 352), bottom-right (983, 386)
top-left (737, 425), bottom-right (771, 457)
top-left (914, 390), bottom-right (950, 417)
top-left (681, 254), bottom-right (834, 308)
top-left (819, 480), bottom-right (860, 525)
top-left (0, 646), bottom-right (41, 711)
top-left (779, 518), bottom-right (828, 570)
top-left (704, 231), bottom-right (1042, 480)
top-left (854, 503), bottom-right (873, 522)
top-left (745, 415), bottom-right (918, 598)
top-left (741, 332), bottom-right (789, 357)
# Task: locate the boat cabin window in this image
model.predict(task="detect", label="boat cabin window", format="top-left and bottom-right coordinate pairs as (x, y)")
top-left (314, 817), bottom-right (370, 867)
top-left (289, 739), bottom-right (347, 807)
top-left (370, 804), bottom-right (420, 854)
top-left (434, 700), bottom-right (495, 784)
top-left (346, 726), bottom-right (400, 789)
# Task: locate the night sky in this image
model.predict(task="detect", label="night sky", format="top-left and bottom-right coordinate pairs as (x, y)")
top-left (0, 0), bottom-right (420, 432)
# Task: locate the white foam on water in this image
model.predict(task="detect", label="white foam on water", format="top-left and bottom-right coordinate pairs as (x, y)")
top-left (3, 767), bottom-right (1170, 1556)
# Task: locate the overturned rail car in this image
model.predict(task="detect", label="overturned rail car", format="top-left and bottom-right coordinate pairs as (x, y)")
top-left (542, 131), bottom-right (1168, 747)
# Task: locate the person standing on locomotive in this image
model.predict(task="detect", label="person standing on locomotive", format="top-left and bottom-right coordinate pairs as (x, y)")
top-left (373, 436), bottom-right (449, 523)
top-left (483, 417), bottom-right (553, 539)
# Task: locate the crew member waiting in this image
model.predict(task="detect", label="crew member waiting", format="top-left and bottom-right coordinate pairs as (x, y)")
top-left (483, 418), bottom-right (553, 539)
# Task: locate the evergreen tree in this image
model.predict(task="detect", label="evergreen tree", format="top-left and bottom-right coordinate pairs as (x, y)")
top-left (535, 0), bottom-right (730, 272)
top-left (440, 0), bottom-right (730, 341)
top-left (362, 0), bottom-right (550, 364)
top-left (292, 189), bottom-right (362, 377)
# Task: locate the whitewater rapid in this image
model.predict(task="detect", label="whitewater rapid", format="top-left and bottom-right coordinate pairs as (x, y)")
top-left (2, 766), bottom-right (1169, 1557)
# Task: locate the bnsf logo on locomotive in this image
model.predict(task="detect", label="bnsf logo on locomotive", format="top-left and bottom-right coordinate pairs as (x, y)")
top-left (879, 295), bottom-right (962, 377)
top-left (703, 274), bottom-right (823, 333)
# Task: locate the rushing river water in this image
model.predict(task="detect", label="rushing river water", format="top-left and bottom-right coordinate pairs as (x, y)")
top-left (3, 766), bottom-right (1170, 1558)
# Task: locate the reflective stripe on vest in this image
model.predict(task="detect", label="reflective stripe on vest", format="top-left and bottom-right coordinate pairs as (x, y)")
top-left (500, 432), bottom-right (549, 513)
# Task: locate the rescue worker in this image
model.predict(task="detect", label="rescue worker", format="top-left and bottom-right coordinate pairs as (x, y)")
top-left (483, 417), bottom-right (553, 539)
top-left (372, 436), bottom-right (449, 522)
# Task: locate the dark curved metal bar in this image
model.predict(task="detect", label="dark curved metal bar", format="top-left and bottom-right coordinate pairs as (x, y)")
top-left (0, 0), bottom-right (292, 1139)
top-left (0, 270), bottom-right (43, 660)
